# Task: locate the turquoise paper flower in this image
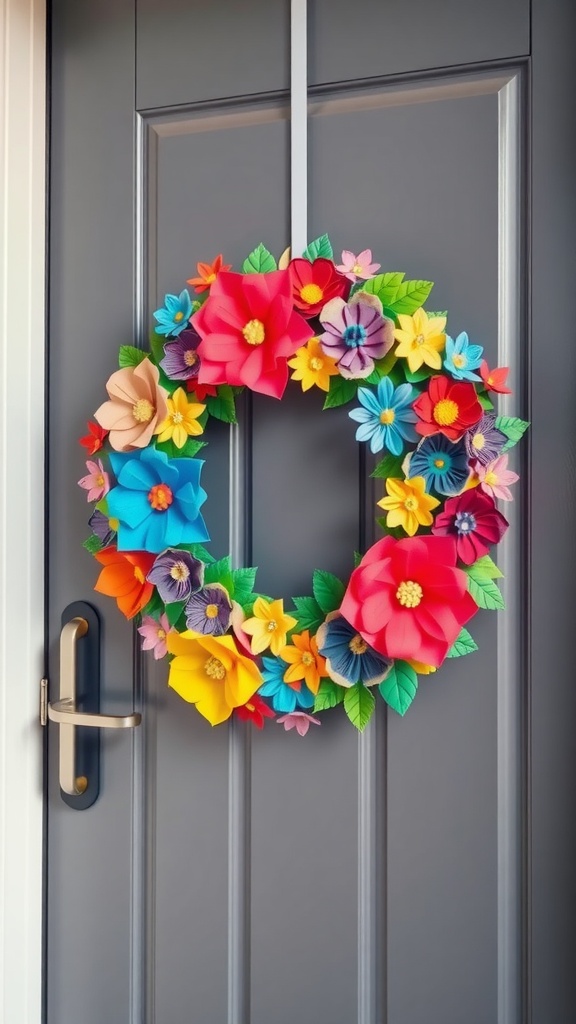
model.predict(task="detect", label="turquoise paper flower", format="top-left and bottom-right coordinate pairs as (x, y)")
top-left (153, 289), bottom-right (194, 337)
top-left (443, 331), bottom-right (483, 381)
top-left (258, 656), bottom-right (315, 713)
top-left (107, 447), bottom-right (209, 553)
top-left (348, 377), bottom-right (418, 455)
top-left (409, 434), bottom-right (469, 496)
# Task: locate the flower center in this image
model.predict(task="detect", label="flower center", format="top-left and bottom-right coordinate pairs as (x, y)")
top-left (242, 319), bottom-right (266, 345)
top-left (174, 311), bottom-right (185, 323)
top-left (300, 283), bottom-right (323, 305)
top-left (434, 458), bottom-right (446, 468)
top-left (205, 604), bottom-right (219, 619)
top-left (267, 620), bottom-right (277, 632)
top-left (96, 474), bottom-right (105, 487)
top-left (170, 410), bottom-right (184, 424)
top-left (404, 496), bottom-right (419, 511)
top-left (204, 656), bottom-right (226, 680)
top-left (301, 652), bottom-right (314, 666)
top-left (414, 333), bottom-right (426, 346)
top-left (433, 398), bottom-right (459, 426)
top-left (380, 409), bottom-right (395, 425)
top-left (157, 628), bottom-right (166, 640)
top-left (352, 263), bottom-right (363, 275)
top-left (343, 324), bottom-right (367, 348)
top-left (472, 432), bottom-right (485, 450)
top-left (132, 398), bottom-right (154, 423)
top-left (309, 356), bottom-right (324, 371)
top-left (349, 633), bottom-right (368, 655)
top-left (205, 273), bottom-right (216, 284)
top-left (396, 580), bottom-right (423, 608)
top-left (485, 470), bottom-right (498, 486)
top-left (487, 375), bottom-right (495, 386)
top-left (169, 560), bottom-right (189, 581)
top-left (184, 350), bottom-right (198, 367)
top-left (246, 702), bottom-right (255, 712)
top-left (148, 483), bottom-right (173, 511)
top-left (134, 567), bottom-right (145, 584)
top-left (454, 511), bottom-right (477, 534)
top-left (452, 353), bottom-right (466, 368)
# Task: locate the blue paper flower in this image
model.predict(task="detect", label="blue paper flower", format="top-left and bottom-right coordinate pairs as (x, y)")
top-left (443, 332), bottom-right (483, 381)
top-left (409, 434), bottom-right (469, 496)
top-left (258, 656), bottom-right (315, 713)
top-left (107, 447), bottom-right (209, 553)
top-left (316, 613), bottom-right (391, 687)
top-left (153, 289), bottom-right (194, 337)
top-left (348, 377), bottom-right (418, 455)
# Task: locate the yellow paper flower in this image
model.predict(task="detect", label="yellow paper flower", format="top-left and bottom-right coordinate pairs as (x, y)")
top-left (288, 337), bottom-right (340, 392)
top-left (280, 630), bottom-right (328, 695)
top-left (377, 476), bottom-right (440, 536)
top-left (154, 387), bottom-right (205, 448)
top-left (166, 631), bottom-right (262, 726)
top-left (393, 308), bottom-right (447, 373)
top-left (242, 597), bottom-right (297, 656)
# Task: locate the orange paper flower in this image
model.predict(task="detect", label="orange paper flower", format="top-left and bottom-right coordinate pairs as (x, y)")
top-left (280, 630), bottom-right (328, 695)
top-left (95, 358), bottom-right (169, 452)
top-left (187, 254), bottom-right (232, 294)
top-left (94, 547), bottom-right (155, 619)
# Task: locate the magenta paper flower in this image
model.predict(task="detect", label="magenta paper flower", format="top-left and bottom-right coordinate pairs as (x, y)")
top-left (319, 294), bottom-right (394, 379)
top-left (276, 711), bottom-right (321, 736)
top-left (474, 455), bottom-right (519, 502)
top-left (138, 614), bottom-right (171, 659)
top-left (336, 249), bottom-right (381, 282)
top-left (432, 489), bottom-right (508, 565)
top-left (78, 459), bottom-right (110, 502)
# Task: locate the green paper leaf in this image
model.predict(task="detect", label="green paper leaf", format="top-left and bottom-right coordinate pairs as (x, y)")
top-left (323, 375), bottom-right (358, 409)
top-left (141, 588), bottom-right (165, 619)
top-left (360, 272), bottom-right (405, 307)
top-left (353, 550), bottom-right (363, 568)
top-left (495, 415), bottom-right (530, 451)
top-left (149, 331), bottom-right (166, 367)
top-left (426, 310), bottom-right (448, 320)
top-left (466, 574), bottom-right (505, 610)
top-left (386, 280), bottom-right (434, 317)
top-left (154, 436), bottom-right (206, 460)
top-left (344, 683), bottom-right (375, 731)
top-left (376, 517), bottom-right (406, 539)
top-left (118, 345), bottom-right (147, 369)
top-left (204, 555), bottom-right (232, 588)
top-left (312, 570), bottom-right (345, 615)
top-left (447, 627), bottom-right (479, 658)
top-left (83, 534), bottom-right (103, 555)
top-left (206, 385), bottom-right (237, 424)
top-left (404, 364), bottom-right (433, 384)
top-left (184, 543), bottom-right (214, 564)
top-left (466, 554), bottom-right (503, 580)
top-left (230, 566), bottom-right (258, 607)
top-left (379, 661), bottom-right (418, 716)
top-left (242, 243), bottom-right (277, 274)
top-left (302, 233), bottom-right (333, 261)
top-left (478, 392), bottom-right (495, 411)
top-left (292, 595), bottom-right (324, 634)
top-left (362, 368), bottom-right (381, 385)
top-left (314, 679), bottom-right (346, 712)
top-left (371, 452), bottom-right (405, 479)
top-left (165, 601), bottom-right (185, 628)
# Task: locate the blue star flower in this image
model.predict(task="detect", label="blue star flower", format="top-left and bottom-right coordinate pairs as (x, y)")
top-left (443, 331), bottom-right (483, 381)
top-left (258, 656), bottom-right (315, 713)
top-left (153, 289), bottom-right (194, 337)
top-left (409, 434), bottom-right (470, 496)
top-left (316, 613), bottom-right (392, 687)
top-left (348, 377), bottom-right (418, 455)
top-left (107, 447), bottom-right (210, 553)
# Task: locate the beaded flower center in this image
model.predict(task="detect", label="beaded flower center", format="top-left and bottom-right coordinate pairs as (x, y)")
top-left (205, 604), bottom-right (219, 619)
top-left (433, 399), bottom-right (459, 426)
top-left (300, 283), bottom-right (323, 305)
top-left (184, 350), bottom-right (198, 367)
top-left (170, 411), bottom-right (184, 424)
top-left (380, 409), bottom-right (395, 425)
top-left (148, 483), bottom-right (173, 511)
top-left (349, 634), bottom-right (368, 655)
top-left (204, 656), bottom-right (226, 680)
top-left (301, 652), bottom-right (314, 666)
top-left (132, 398), bottom-right (154, 423)
top-left (169, 560), bottom-right (190, 581)
top-left (414, 333), bottom-right (425, 346)
top-left (404, 496), bottom-right (419, 512)
top-left (309, 356), bottom-right (324, 371)
top-left (452, 353), bottom-right (466, 368)
top-left (242, 319), bottom-right (266, 345)
top-left (471, 432), bottom-right (485, 450)
top-left (455, 511), bottom-right (477, 534)
top-left (396, 580), bottom-right (423, 608)
top-left (343, 324), bottom-right (367, 348)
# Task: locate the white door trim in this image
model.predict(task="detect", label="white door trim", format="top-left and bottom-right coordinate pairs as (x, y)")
top-left (0, 0), bottom-right (46, 1020)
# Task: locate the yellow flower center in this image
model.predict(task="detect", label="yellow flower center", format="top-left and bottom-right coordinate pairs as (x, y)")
top-left (205, 604), bottom-right (219, 619)
top-left (485, 471), bottom-right (498, 486)
top-left (157, 628), bottom-right (166, 640)
top-left (349, 634), bottom-right (368, 655)
top-left (134, 567), bottom-right (145, 585)
top-left (472, 432), bottom-right (485, 450)
top-left (434, 458), bottom-right (445, 468)
top-left (246, 702), bottom-right (255, 712)
top-left (169, 561), bottom-right (189, 581)
top-left (148, 483), bottom-right (173, 511)
top-left (132, 398), bottom-right (154, 423)
top-left (109, 517), bottom-right (119, 531)
top-left (242, 319), bottom-right (266, 345)
top-left (267, 620), bottom-right (277, 632)
top-left (300, 283), bottom-right (323, 305)
top-left (433, 398), bottom-right (459, 426)
top-left (184, 350), bottom-right (198, 367)
top-left (205, 272), bottom-right (217, 284)
top-left (487, 375), bottom-right (495, 385)
top-left (171, 410), bottom-right (184, 424)
top-left (396, 580), bottom-right (423, 608)
top-left (174, 311), bottom-right (184, 322)
top-left (309, 356), bottom-right (324, 371)
top-left (380, 409), bottom-right (395, 425)
top-left (452, 354), bottom-right (466, 368)
top-left (414, 333), bottom-right (426, 346)
top-left (204, 656), bottom-right (226, 680)
top-left (352, 263), bottom-right (363, 275)
top-left (404, 496), bottom-right (419, 511)
top-left (301, 651), bottom-right (314, 666)
top-left (96, 474), bottom-right (105, 487)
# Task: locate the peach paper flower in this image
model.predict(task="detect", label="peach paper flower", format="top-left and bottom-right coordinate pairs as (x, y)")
top-left (95, 358), bottom-right (169, 452)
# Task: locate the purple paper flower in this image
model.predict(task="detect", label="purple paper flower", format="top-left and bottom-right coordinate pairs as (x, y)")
top-left (160, 327), bottom-right (202, 381)
top-left (88, 509), bottom-right (117, 547)
top-left (465, 413), bottom-right (507, 466)
top-left (185, 583), bottom-right (233, 636)
top-left (319, 294), bottom-right (394, 379)
top-left (147, 548), bottom-right (204, 604)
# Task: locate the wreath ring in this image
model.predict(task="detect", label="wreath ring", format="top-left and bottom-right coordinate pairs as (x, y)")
top-left (79, 236), bottom-right (528, 735)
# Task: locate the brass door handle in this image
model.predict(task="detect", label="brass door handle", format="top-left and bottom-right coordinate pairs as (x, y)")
top-left (49, 610), bottom-right (141, 804)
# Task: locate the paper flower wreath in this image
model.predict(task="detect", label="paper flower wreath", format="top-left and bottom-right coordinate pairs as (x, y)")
top-left (79, 236), bottom-right (528, 733)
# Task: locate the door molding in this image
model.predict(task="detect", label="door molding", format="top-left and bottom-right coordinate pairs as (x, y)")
top-left (0, 0), bottom-right (46, 1020)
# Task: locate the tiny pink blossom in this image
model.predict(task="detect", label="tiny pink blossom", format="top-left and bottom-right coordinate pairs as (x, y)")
top-left (276, 711), bottom-right (321, 736)
top-left (336, 248), bottom-right (381, 282)
top-left (138, 614), bottom-right (170, 660)
top-left (474, 454), bottom-right (519, 502)
top-left (78, 458), bottom-right (110, 502)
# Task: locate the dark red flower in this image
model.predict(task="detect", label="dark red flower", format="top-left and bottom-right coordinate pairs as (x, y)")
top-left (186, 380), bottom-right (218, 400)
top-left (288, 258), bottom-right (348, 318)
top-left (413, 375), bottom-right (483, 441)
top-left (235, 694), bottom-right (275, 728)
top-left (79, 420), bottom-right (109, 455)
top-left (480, 360), bottom-right (512, 394)
top-left (431, 489), bottom-right (508, 564)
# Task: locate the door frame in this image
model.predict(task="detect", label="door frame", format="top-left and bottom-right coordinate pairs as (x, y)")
top-left (0, 0), bottom-right (46, 1020)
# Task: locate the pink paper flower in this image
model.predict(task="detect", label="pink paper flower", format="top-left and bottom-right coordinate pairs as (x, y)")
top-left (137, 613), bottom-right (171, 660)
top-left (78, 459), bottom-right (110, 502)
top-left (474, 454), bottom-right (519, 502)
top-left (336, 249), bottom-right (381, 282)
top-left (276, 711), bottom-right (321, 736)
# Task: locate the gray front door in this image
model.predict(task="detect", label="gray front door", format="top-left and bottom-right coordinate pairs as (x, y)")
top-left (46, 2), bottom-right (576, 1022)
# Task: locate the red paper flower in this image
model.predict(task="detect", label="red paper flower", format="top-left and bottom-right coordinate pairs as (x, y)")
top-left (79, 420), bottom-right (109, 455)
top-left (431, 489), bottom-right (508, 564)
top-left (186, 379), bottom-right (218, 400)
top-left (193, 270), bottom-right (313, 399)
top-left (235, 694), bottom-right (276, 728)
top-left (187, 254), bottom-right (231, 294)
top-left (480, 360), bottom-right (512, 394)
top-left (93, 547), bottom-right (155, 619)
top-left (340, 535), bottom-right (477, 667)
top-left (289, 258), bottom-right (348, 318)
top-left (413, 375), bottom-right (483, 441)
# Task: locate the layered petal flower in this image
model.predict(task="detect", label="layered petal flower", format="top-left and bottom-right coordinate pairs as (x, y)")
top-left (319, 293), bottom-right (394, 379)
top-left (393, 308), bottom-right (447, 373)
top-left (480, 361), bottom-right (512, 394)
top-left (349, 377), bottom-right (418, 455)
top-left (138, 613), bottom-right (171, 659)
top-left (377, 476), bottom-right (440, 536)
top-left (258, 655), bottom-right (315, 713)
top-left (193, 269), bottom-right (313, 399)
top-left (147, 548), bottom-right (204, 603)
top-left (336, 249), bottom-right (381, 282)
top-left (243, 597), bottom-right (297, 656)
top-left (316, 612), bottom-right (392, 688)
top-left (288, 336), bottom-right (340, 392)
top-left (474, 454), bottom-right (519, 501)
top-left (280, 630), bottom-right (328, 695)
top-left (94, 547), bottom-right (155, 619)
top-left (79, 420), bottom-right (108, 455)
top-left (153, 289), bottom-right (194, 336)
top-left (235, 694), bottom-right (275, 728)
top-left (94, 358), bottom-right (169, 452)
top-left (443, 331), bottom-right (483, 381)
top-left (289, 257), bottom-right (348, 317)
top-left (409, 434), bottom-right (470, 496)
top-left (160, 328), bottom-right (202, 382)
top-left (340, 535), bottom-right (478, 667)
top-left (464, 413), bottom-right (507, 466)
top-left (154, 387), bottom-right (205, 449)
top-left (276, 712), bottom-right (321, 736)
top-left (166, 631), bottom-right (263, 726)
top-left (187, 254), bottom-right (231, 294)
top-left (78, 459), bottom-right (110, 502)
top-left (413, 375), bottom-right (483, 441)
top-left (432, 489), bottom-right (508, 564)
top-left (185, 584), bottom-right (233, 636)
